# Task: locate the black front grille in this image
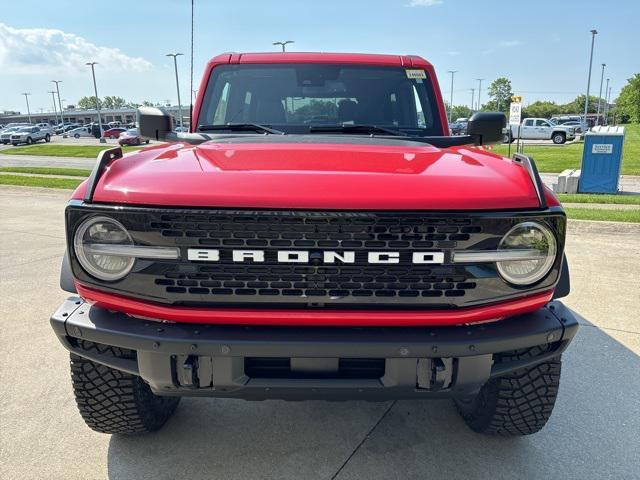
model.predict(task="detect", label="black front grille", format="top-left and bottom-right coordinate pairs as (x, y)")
top-left (66, 204), bottom-right (566, 309)
top-left (157, 264), bottom-right (476, 299)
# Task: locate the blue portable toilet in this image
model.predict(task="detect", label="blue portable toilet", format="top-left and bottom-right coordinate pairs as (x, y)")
top-left (579, 126), bottom-right (625, 193)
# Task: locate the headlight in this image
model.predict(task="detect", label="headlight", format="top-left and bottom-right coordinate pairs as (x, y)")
top-left (496, 222), bottom-right (557, 285)
top-left (74, 216), bottom-right (135, 281)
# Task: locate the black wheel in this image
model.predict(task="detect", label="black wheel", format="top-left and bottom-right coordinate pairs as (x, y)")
top-left (26, 137), bottom-right (33, 145)
top-left (74, 133), bottom-right (80, 139)
top-left (455, 346), bottom-right (562, 436)
top-left (145, 139), bottom-right (150, 144)
top-left (70, 341), bottom-right (180, 434)
top-left (502, 133), bottom-right (513, 144)
top-left (45, 134), bottom-right (51, 143)
top-left (552, 133), bottom-right (566, 144)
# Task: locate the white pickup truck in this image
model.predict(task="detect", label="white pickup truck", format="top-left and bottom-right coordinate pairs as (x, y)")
top-left (10, 126), bottom-right (51, 146)
top-left (506, 118), bottom-right (576, 144)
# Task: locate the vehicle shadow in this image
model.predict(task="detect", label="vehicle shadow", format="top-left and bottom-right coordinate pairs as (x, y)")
top-left (107, 316), bottom-right (639, 480)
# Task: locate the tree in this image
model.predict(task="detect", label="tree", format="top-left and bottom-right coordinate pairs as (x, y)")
top-left (142, 101), bottom-right (155, 107)
top-left (102, 96), bottom-right (127, 109)
top-left (614, 73), bottom-right (640, 123)
top-left (77, 96), bottom-right (102, 109)
top-left (486, 77), bottom-right (513, 113)
top-left (562, 95), bottom-right (602, 114)
top-left (450, 105), bottom-right (472, 121)
top-left (522, 101), bottom-right (561, 119)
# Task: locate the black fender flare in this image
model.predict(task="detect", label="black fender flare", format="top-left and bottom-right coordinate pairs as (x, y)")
top-left (552, 254), bottom-right (570, 299)
top-left (60, 250), bottom-right (77, 293)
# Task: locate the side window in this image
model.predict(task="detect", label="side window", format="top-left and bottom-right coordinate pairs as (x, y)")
top-left (33, 127), bottom-right (39, 132)
top-left (523, 119), bottom-right (534, 127)
top-left (536, 120), bottom-right (550, 127)
top-left (212, 82), bottom-right (231, 124)
top-left (412, 88), bottom-right (426, 127)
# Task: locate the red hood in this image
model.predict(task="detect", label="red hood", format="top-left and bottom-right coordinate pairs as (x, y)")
top-left (78, 141), bottom-right (544, 210)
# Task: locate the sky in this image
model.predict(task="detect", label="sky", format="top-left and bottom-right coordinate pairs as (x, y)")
top-left (1, 0), bottom-right (638, 114)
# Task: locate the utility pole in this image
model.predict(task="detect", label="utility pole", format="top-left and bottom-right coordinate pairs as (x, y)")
top-left (86, 62), bottom-right (105, 143)
top-left (48, 91), bottom-right (59, 126)
top-left (583, 29), bottom-right (598, 129)
top-left (596, 63), bottom-right (606, 125)
top-left (606, 84), bottom-right (612, 124)
top-left (51, 80), bottom-right (64, 125)
top-left (603, 78), bottom-right (610, 124)
top-left (447, 70), bottom-right (457, 123)
top-left (470, 88), bottom-right (475, 113)
top-left (476, 79), bottom-right (484, 111)
top-left (166, 53), bottom-right (184, 128)
top-left (273, 40), bottom-right (294, 52)
top-left (21, 93), bottom-right (32, 123)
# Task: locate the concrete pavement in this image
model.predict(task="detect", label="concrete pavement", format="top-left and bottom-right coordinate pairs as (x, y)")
top-left (0, 185), bottom-right (638, 480)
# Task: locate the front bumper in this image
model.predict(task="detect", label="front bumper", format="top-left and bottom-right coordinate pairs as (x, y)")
top-left (51, 298), bottom-right (578, 400)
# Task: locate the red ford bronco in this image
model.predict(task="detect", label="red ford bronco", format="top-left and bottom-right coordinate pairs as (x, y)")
top-left (51, 52), bottom-right (577, 436)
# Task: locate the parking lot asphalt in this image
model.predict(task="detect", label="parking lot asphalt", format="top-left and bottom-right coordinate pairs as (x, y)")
top-left (0, 185), bottom-right (639, 480)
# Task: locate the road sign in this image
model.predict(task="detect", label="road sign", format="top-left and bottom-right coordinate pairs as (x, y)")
top-left (509, 102), bottom-right (522, 126)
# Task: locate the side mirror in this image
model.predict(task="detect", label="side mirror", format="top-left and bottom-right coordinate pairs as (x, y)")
top-left (137, 106), bottom-right (173, 141)
top-left (466, 112), bottom-right (506, 145)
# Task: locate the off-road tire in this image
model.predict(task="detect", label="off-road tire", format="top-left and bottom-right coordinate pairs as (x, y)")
top-left (70, 342), bottom-right (180, 434)
top-left (552, 132), bottom-right (566, 144)
top-left (455, 345), bottom-right (561, 436)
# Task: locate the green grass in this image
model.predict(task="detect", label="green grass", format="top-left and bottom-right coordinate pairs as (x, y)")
top-left (492, 123), bottom-right (640, 175)
top-left (558, 193), bottom-right (640, 205)
top-left (0, 175), bottom-right (83, 189)
top-left (0, 144), bottom-right (142, 158)
top-left (564, 207), bottom-right (640, 223)
top-left (0, 167), bottom-right (91, 177)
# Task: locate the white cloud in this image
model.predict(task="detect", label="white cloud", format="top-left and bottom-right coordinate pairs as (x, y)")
top-left (499, 40), bottom-right (521, 47)
top-left (407, 0), bottom-right (443, 6)
top-left (0, 23), bottom-right (152, 75)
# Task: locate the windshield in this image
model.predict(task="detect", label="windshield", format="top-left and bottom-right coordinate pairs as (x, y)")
top-left (17, 127), bottom-right (31, 132)
top-left (198, 64), bottom-right (444, 136)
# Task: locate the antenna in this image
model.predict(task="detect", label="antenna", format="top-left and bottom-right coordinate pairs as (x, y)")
top-left (189, 0), bottom-right (194, 131)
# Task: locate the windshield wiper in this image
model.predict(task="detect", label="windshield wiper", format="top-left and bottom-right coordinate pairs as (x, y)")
top-left (308, 124), bottom-right (407, 136)
top-left (198, 123), bottom-right (285, 135)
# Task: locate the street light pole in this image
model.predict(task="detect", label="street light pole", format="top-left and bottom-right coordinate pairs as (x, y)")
top-left (166, 53), bottom-right (184, 128)
top-left (273, 40), bottom-right (294, 52)
top-left (447, 70), bottom-right (457, 123)
top-left (21, 93), bottom-right (32, 123)
top-left (470, 88), bottom-right (475, 113)
top-left (86, 62), bottom-right (105, 143)
top-left (51, 80), bottom-right (64, 125)
top-left (476, 79), bottom-right (484, 111)
top-left (583, 29), bottom-right (598, 129)
top-left (48, 91), bottom-right (59, 126)
top-left (603, 77), bottom-right (610, 124)
top-left (596, 63), bottom-right (606, 125)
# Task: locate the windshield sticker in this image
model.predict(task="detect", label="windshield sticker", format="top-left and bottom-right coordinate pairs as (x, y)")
top-left (405, 69), bottom-right (427, 80)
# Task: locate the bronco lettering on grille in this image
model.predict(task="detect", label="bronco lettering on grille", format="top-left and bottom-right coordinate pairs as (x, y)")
top-left (187, 249), bottom-right (445, 264)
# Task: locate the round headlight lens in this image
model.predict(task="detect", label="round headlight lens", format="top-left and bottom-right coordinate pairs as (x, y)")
top-left (74, 216), bottom-right (134, 281)
top-left (496, 222), bottom-right (557, 285)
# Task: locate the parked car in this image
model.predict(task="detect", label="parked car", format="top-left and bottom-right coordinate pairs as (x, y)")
top-left (1, 126), bottom-right (25, 144)
top-left (10, 126), bottom-right (50, 145)
top-left (118, 128), bottom-right (149, 146)
top-left (555, 120), bottom-right (583, 134)
top-left (506, 118), bottom-right (576, 144)
top-left (34, 123), bottom-right (54, 134)
top-left (107, 121), bottom-right (122, 128)
top-left (449, 121), bottom-right (466, 135)
top-left (104, 127), bottom-right (127, 139)
top-left (64, 126), bottom-right (94, 139)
